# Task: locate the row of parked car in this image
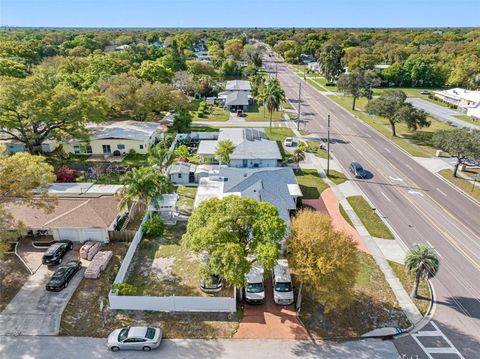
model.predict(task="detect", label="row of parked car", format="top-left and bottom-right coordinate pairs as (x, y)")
top-left (41, 240), bottom-right (82, 292)
top-left (245, 259), bottom-right (294, 305)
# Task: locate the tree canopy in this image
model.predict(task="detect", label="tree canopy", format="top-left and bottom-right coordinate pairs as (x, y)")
top-left (336, 69), bottom-right (380, 110)
top-left (288, 210), bottom-right (359, 313)
top-left (433, 129), bottom-right (480, 177)
top-left (214, 140), bottom-right (236, 165)
top-left (182, 196), bottom-right (286, 288)
top-left (0, 149), bottom-right (56, 257)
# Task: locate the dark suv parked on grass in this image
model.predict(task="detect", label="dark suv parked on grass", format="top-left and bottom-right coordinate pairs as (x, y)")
top-left (42, 240), bottom-right (73, 266)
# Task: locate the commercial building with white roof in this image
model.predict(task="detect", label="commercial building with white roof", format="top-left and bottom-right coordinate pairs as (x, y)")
top-left (434, 88), bottom-right (480, 121)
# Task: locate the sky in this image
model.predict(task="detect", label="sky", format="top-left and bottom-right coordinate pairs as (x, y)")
top-left (0, 0), bottom-right (479, 28)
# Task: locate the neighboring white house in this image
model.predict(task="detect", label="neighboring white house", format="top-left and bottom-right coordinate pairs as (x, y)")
top-left (218, 80), bottom-right (252, 111)
top-left (307, 62), bottom-right (320, 72)
top-left (193, 167), bottom-right (302, 226)
top-left (166, 162), bottom-right (196, 185)
top-left (62, 120), bottom-right (165, 156)
top-left (6, 183), bottom-right (124, 243)
top-left (115, 44), bottom-right (130, 51)
top-left (434, 88), bottom-right (480, 120)
top-left (197, 128), bottom-right (282, 168)
top-left (374, 64), bottom-right (391, 73)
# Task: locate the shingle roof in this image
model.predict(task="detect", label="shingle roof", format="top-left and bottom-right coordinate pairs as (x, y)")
top-left (194, 167), bottom-right (301, 224)
top-left (5, 197), bottom-right (120, 229)
top-left (225, 91), bottom-right (250, 106)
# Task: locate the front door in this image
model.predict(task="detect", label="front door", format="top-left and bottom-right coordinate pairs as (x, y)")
top-left (102, 145), bottom-right (111, 154)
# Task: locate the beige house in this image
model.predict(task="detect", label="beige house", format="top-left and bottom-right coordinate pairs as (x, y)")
top-left (63, 120), bottom-right (164, 156)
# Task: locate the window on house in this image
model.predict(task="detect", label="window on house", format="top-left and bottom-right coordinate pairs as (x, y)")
top-left (85, 145), bottom-right (92, 154)
top-left (117, 144), bottom-right (125, 150)
top-left (139, 144), bottom-right (144, 150)
top-left (73, 145), bottom-right (81, 154)
top-left (178, 173), bottom-right (182, 178)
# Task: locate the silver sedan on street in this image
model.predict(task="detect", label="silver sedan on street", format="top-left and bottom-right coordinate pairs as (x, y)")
top-left (107, 326), bottom-right (162, 352)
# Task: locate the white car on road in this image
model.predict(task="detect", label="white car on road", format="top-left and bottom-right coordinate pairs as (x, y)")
top-left (107, 326), bottom-right (162, 352)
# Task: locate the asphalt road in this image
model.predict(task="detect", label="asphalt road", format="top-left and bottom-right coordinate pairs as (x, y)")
top-left (0, 336), bottom-right (399, 359)
top-left (406, 97), bottom-right (479, 130)
top-left (264, 55), bottom-right (480, 358)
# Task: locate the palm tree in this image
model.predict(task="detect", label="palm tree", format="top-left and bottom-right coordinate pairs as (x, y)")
top-left (263, 78), bottom-right (285, 131)
top-left (405, 244), bottom-right (440, 298)
top-left (118, 167), bottom-right (173, 212)
top-left (292, 148), bottom-right (305, 168)
top-left (147, 145), bottom-right (170, 171)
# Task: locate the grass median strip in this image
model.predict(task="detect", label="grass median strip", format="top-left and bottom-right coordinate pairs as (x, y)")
top-left (389, 260), bottom-right (431, 316)
top-left (438, 169), bottom-right (480, 202)
top-left (346, 195), bottom-right (394, 239)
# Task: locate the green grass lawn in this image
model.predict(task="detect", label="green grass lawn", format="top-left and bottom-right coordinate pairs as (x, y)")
top-left (454, 114), bottom-right (480, 126)
top-left (389, 260), bottom-right (431, 316)
top-left (122, 153), bottom-right (148, 166)
top-left (244, 104), bottom-right (284, 122)
top-left (175, 186), bottom-right (198, 216)
top-left (339, 203), bottom-right (354, 227)
top-left (327, 169), bottom-right (348, 185)
top-left (193, 106), bottom-right (229, 122)
top-left (438, 169), bottom-right (480, 202)
top-left (305, 141), bottom-right (330, 159)
top-left (328, 95), bottom-right (453, 157)
top-left (188, 126), bottom-right (221, 132)
top-left (346, 195), bottom-right (394, 239)
top-left (294, 168), bottom-right (329, 199)
top-left (298, 251), bottom-right (410, 338)
top-left (264, 127), bottom-right (294, 141)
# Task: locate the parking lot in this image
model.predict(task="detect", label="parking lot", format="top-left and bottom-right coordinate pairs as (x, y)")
top-left (0, 245), bottom-right (85, 335)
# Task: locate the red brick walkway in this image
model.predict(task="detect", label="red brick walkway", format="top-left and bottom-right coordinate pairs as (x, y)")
top-left (234, 277), bottom-right (309, 339)
top-left (303, 188), bottom-right (368, 253)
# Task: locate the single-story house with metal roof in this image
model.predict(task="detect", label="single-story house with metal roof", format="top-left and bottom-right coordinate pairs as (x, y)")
top-left (62, 120), bottom-right (165, 156)
top-left (197, 128), bottom-right (281, 168)
top-left (225, 80), bottom-right (251, 92)
top-left (218, 80), bottom-right (252, 111)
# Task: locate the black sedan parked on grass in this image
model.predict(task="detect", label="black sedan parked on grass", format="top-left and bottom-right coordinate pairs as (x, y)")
top-left (46, 260), bottom-right (81, 292)
top-left (42, 240), bottom-right (73, 266)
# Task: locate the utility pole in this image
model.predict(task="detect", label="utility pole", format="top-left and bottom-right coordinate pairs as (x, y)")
top-left (297, 83), bottom-right (302, 130)
top-left (326, 114), bottom-right (331, 176)
top-left (275, 63), bottom-right (278, 78)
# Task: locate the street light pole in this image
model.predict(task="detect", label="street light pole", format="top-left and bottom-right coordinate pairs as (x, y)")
top-left (326, 114), bottom-right (331, 176)
top-left (297, 83), bottom-right (302, 131)
top-left (275, 63), bottom-right (278, 79)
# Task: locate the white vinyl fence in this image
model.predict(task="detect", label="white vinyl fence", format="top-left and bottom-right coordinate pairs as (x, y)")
top-left (109, 292), bottom-right (236, 313)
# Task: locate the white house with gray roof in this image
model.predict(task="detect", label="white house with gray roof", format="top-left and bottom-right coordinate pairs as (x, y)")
top-left (197, 128), bottom-right (282, 168)
top-left (218, 80), bottom-right (252, 111)
top-left (194, 167), bottom-right (302, 226)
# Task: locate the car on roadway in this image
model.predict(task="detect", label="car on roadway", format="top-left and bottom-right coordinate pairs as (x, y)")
top-left (46, 260), bottom-right (81, 291)
top-left (200, 274), bottom-right (223, 293)
top-left (350, 162), bottom-right (367, 179)
top-left (245, 265), bottom-right (265, 304)
top-left (42, 240), bottom-right (73, 266)
top-left (272, 259), bottom-right (294, 305)
top-left (284, 137), bottom-right (296, 147)
top-left (107, 327), bottom-right (162, 352)
top-left (420, 90), bottom-right (430, 95)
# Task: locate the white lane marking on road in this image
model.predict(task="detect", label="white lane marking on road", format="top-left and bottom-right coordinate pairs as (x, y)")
top-left (380, 191), bottom-right (391, 202)
top-left (425, 240), bottom-right (443, 258)
top-left (436, 188), bottom-right (447, 197)
top-left (408, 190), bottom-right (425, 197)
top-left (405, 164), bottom-right (413, 171)
top-left (411, 321), bottom-right (465, 359)
top-left (389, 176), bottom-right (404, 181)
top-left (384, 147), bottom-right (391, 153)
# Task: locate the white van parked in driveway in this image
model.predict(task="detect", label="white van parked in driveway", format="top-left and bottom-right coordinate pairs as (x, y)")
top-left (245, 265), bottom-right (265, 304)
top-left (272, 259), bottom-right (294, 305)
